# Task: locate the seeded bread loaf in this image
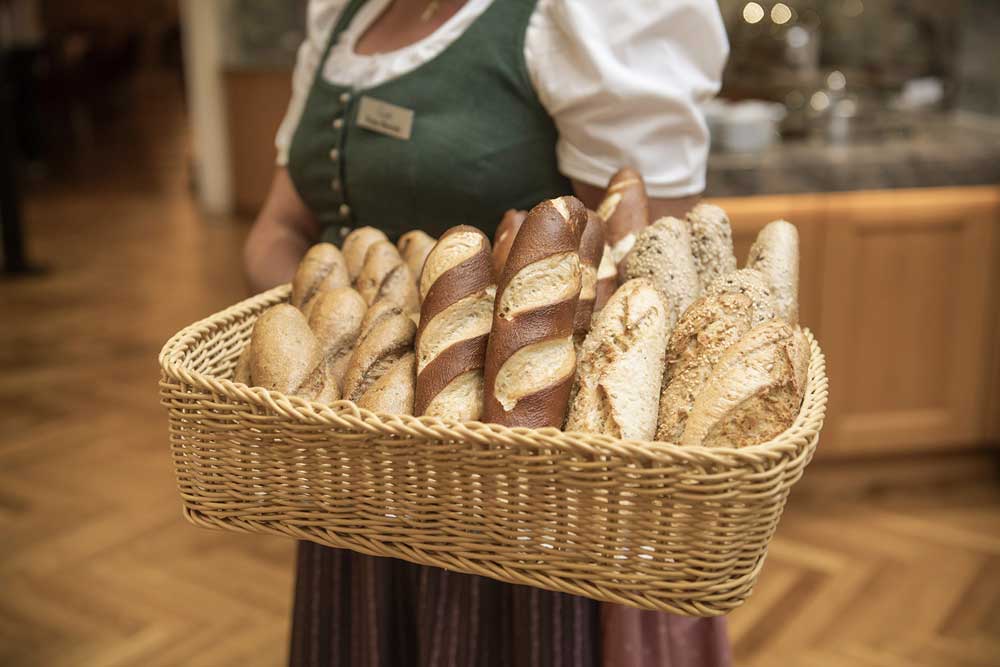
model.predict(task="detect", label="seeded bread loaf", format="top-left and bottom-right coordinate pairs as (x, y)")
top-left (483, 196), bottom-right (586, 427)
top-left (747, 220), bottom-right (800, 324)
top-left (622, 216), bottom-right (700, 327)
top-left (594, 244), bottom-right (617, 314)
top-left (686, 203), bottom-right (737, 291)
top-left (705, 268), bottom-right (777, 327)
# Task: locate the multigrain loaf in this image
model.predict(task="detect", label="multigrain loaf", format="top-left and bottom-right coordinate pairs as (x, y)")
top-left (565, 278), bottom-right (671, 440)
top-left (491, 209), bottom-right (526, 279)
top-left (747, 219), bottom-right (800, 323)
top-left (248, 304), bottom-right (321, 394)
top-left (342, 226), bottom-right (389, 282)
top-left (597, 167), bottom-right (649, 265)
top-left (680, 320), bottom-right (810, 448)
top-left (655, 291), bottom-right (757, 443)
top-left (483, 196), bottom-right (586, 427)
top-left (622, 216), bottom-right (700, 326)
top-left (356, 352), bottom-right (415, 414)
top-left (290, 242), bottom-right (350, 312)
top-left (686, 203), bottom-right (737, 291)
top-left (573, 210), bottom-right (606, 340)
top-left (355, 240), bottom-right (420, 311)
top-left (415, 226), bottom-right (496, 421)
top-left (705, 268), bottom-right (777, 327)
top-left (396, 230), bottom-right (436, 283)
top-left (306, 286), bottom-right (367, 391)
top-left (341, 310), bottom-right (417, 406)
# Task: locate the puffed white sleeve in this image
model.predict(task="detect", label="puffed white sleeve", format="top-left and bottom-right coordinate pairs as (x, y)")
top-left (274, 0), bottom-right (346, 166)
top-left (525, 0), bottom-right (728, 198)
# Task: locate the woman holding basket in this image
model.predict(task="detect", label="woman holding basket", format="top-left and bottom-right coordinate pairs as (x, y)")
top-left (243, 1), bottom-right (730, 665)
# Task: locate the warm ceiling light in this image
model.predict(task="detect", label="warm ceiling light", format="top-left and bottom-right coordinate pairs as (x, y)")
top-left (771, 3), bottom-right (793, 24)
top-left (743, 2), bottom-right (765, 24)
top-left (827, 70), bottom-right (847, 91)
top-left (810, 91), bottom-right (831, 112)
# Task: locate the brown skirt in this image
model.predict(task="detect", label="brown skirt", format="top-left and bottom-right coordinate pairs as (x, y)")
top-left (289, 542), bottom-right (731, 667)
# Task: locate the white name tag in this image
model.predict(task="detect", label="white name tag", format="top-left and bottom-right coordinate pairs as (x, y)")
top-left (356, 96), bottom-right (414, 141)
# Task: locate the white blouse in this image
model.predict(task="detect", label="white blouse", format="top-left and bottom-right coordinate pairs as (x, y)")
top-left (275, 0), bottom-right (728, 198)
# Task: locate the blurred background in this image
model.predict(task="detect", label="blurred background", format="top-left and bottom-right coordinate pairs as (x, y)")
top-left (1, 1), bottom-right (998, 665)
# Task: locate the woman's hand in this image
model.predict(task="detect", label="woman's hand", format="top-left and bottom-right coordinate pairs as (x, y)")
top-left (571, 179), bottom-right (700, 221)
top-left (243, 168), bottom-right (321, 295)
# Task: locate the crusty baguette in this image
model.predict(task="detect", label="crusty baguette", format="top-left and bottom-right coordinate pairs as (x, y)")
top-left (594, 244), bottom-right (617, 315)
top-left (573, 210), bottom-right (606, 339)
top-left (686, 203), bottom-right (737, 291)
top-left (747, 219), bottom-right (800, 324)
top-left (680, 320), bottom-right (810, 447)
top-left (622, 216), bottom-right (700, 326)
top-left (415, 226), bottom-right (495, 421)
top-left (483, 196), bottom-right (586, 427)
top-left (397, 230), bottom-right (436, 284)
top-left (655, 291), bottom-right (757, 443)
top-left (566, 278), bottom-right (671, 440)
top-left (597, 167), bottom-right (649, 266)
top-left (291, 242), bottom-right (350, 312)
top-left (356, 352), bottom-right (415, 415)
top-left (248, 304), bottom-right (322, 394)
top-left (341, 310), bottom-right (417, 405)
top-left (491, 209), bottom-right (526, 280)
top-left (705, 268), bottom-right (777, 327)
top-left (342, 226), bottom-right (389, 282)
top-left (306, 286), bottom-right (367, 392)
top-left (355, 240), bottom-right (420, 312)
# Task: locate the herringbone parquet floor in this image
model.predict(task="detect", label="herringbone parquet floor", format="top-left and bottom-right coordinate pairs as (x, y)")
top-left (1, 71), bottom-right (998, 667)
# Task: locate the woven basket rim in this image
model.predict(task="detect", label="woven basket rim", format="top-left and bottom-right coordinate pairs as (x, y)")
top-left (159, 284), bottom-right (828, 466)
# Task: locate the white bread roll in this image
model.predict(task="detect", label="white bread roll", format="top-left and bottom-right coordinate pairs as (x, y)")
top-left (566, 278), bottom-right (671, 440)
top-left (747, 219), bottom-right (800, 324)
top-left (680, 320), bottom-right (810, 448)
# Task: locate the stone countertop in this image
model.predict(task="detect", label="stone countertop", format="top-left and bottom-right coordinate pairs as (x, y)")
top-left (704, 113), bottom-right (1000, 198)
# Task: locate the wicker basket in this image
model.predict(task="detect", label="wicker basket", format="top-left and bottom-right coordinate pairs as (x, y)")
top-left (159, 284), bottom-right (828, 617)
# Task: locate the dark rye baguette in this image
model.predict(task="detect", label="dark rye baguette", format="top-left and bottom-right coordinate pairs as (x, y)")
top-left (573, 210), bottom-right (606, 340)
top-left (491, 209), bottom-right (526, 280)
top-left (415, 226), bottom-right (495, 420)
top-left (483, 196), bottom-right (586, 427)
top-left (597, 167), bottom-right (649, 266)
top-left (291, 242), bottom-right (350, 313)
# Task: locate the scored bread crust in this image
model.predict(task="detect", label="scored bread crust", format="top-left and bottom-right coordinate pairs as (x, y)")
top-left (483, 196), bottom-right (587, 427)
top-left (291, 243), bottom-right (350, 312)
top-left (705, 268), bottom-right (777, 327)
top-left (573, 210), bottom-right (606, 338)
top-left (491, 209), bottom-right (526, 280)
top-left (597, 167), bottom-right (649, 252)
top-left (357, 352), bottom-right (415, 415)
top-left (686, 203), bottom-right (737, 292)
top-left (356, 240), bottom-right (419, 312)
top-left (248, 304), bottom-right (321, 395)
top-left (341, 312), bottom-right (417, 403)
top-left (414, 225), bottom-right (495, 419)
top-left (747, 219), bottom-right (800, 324)
top-left (306, 286), bottom-right (367, 392)
top-left (655, 291), bottom-right (756, 443)
top-left (622, 216), bottom-right (700, 327)
top-left (396, 230), bottom-right (436, 284)
top-left (566, 278), bottom-right (671, 441)
top-left (342, 226), bottom-right (389, 282)
top-left (680, 320), bottom-right (809, 448)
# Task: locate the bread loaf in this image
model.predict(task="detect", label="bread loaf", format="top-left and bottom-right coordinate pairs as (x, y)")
top-left (291, 243), bottom-right (350, 312)
top-left (342, 226), bottom-right (389, 282)
top-left (686, 203), bottom-right (737, 291)
top-left (248, 304), bottom-right (321, 394)
top-left (355, 240), bottom-right (420, 312)
top-left (747, 220), bottom-right (800, 324)
top-left (594, 245), bottom-right (617, 314)
top-left (356, 352), bottom-right (416, 414)
top-left (483, 196), bottom-right (586, 427)
top-left (655, 291), bottom-right (757, 443)
top-left (680, 320), bottom-right (809, 447)
top-left (306, 286), bottom-right (367, 392)
top-left (566, 278), bottom-right (671, 440)
top-left (705, 268), bottom-right (777, 327)
top-left (491, 209), bottom-right (526, 279)
top-left (397, 230), bottom-right (436, 283)
top-left (233, 343), bottom-right (253, 384)
top-left (415, 226), bottom-right (495, 420)
top-left (622, 216), bottom-right (700, 325)
top-left (573, 210), bottom-right (606, 339)
top-left (597, 167), bottom-right (649, 265)
top-left (342, 310), bottom-right (417, 410)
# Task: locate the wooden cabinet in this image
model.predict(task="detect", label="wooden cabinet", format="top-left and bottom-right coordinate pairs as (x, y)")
top-left (710, 187), bottom-right (1000, 457)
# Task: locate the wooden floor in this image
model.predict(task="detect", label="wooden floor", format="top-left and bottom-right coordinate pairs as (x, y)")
top-left (2, 72), bottom-right (999, 666)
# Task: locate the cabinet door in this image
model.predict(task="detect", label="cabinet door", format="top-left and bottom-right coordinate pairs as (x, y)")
top-left (708, 194), bottom-right (826, 335)
top-left (819, 188), bottom-right (999, 455)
